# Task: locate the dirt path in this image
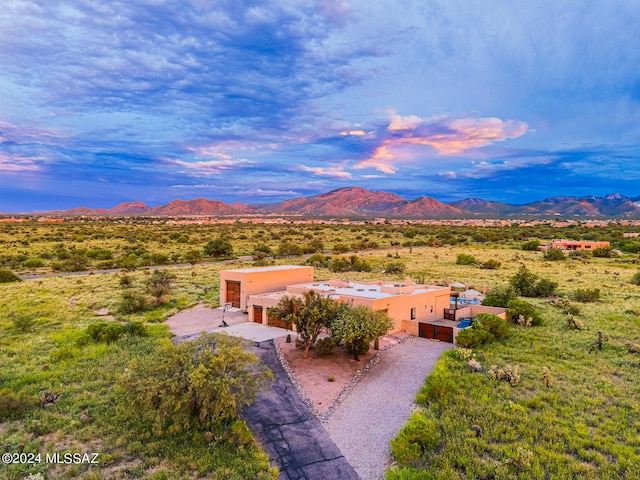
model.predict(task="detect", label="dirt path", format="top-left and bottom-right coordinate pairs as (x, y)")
top-left (323, 338), bottom-right (453, 480)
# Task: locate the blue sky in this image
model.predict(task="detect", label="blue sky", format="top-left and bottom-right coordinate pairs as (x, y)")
top-left (1, 0), bottom-right (639, 212)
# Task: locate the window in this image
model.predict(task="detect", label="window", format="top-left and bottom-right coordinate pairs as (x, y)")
top-left (410, 307), bottom-right (416, 320)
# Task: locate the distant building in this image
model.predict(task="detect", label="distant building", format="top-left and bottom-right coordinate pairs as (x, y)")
top-left (540, 239), bottom-right (610, 251)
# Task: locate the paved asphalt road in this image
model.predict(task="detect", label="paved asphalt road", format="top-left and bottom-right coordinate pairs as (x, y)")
top-left (243, 340), bottom-right (360, 480)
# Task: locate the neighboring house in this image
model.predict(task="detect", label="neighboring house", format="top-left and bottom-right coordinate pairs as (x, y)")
top-left (219, 265), bottom-right (314, 312)
top-left (220, 265), bottom-right (506, 344)
top-left (540, 239), bottom-right (610, 251)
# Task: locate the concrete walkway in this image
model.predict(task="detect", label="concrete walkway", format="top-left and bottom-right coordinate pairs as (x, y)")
top-left (324, 338), bottom-right (453, 480)
top-left (244, 340), bottom-right (359, 480)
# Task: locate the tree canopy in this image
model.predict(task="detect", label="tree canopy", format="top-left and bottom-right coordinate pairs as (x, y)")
top-left (119, 333), bottom-right (272, 435)
top-left (331, 305), bottom-right (393, 361)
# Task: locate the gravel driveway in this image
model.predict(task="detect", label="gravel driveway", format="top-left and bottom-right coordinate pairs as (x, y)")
top-left (323, 337), bottom-right (453, 480)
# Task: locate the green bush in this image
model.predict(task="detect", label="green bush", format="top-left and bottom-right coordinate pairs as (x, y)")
top-left (592, 246), bottom-right (614, 258)
top-left (506, 299), bottom-right (543, 326)
top-left (521, 239), bottom-right (541, 251)
top-left (476, 313), bottom-right (509, 338)
top-left (573, 288), bottom-right (601, 303)
top-left (420, 361), bottom-right (456, 405)
top-left (0, 388), bottom-right (36, 420)
top-left (117, 290), bottom-right (149, 314)
top-left (316, 337), bottom-right (335, 355)
top-left (455, 253), bottom-right (476, 265)
top-left (482, 285), bottom-right (518, 307)
top-left (12, 313), bottom-right (35, 333)
top-left (307, 253), bottom-right (328, 267)
top-left (85, 321), bottom-right (147, 343)
top-left (390, 412), bottom-right (441, 465)
top-left (0, 268), bottom-right (21, 283)
top-left (385, 260), bottom-right (406, 275)
top-left (510, 266), bottom-right (557, 297)
top-left (204, 237), bottom-right (234, 257)
top-left (630, 272), bottom-right (640, 286)
top-left (480, 259), bottom-right (501, 269)
top-left (22, 257), bottom-right (45, 268)
top-left (543, 248), bottom-right (566, 261)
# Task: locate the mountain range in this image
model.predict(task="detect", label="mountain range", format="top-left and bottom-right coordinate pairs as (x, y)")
top-left (25, 187), bottom-right (640, 218)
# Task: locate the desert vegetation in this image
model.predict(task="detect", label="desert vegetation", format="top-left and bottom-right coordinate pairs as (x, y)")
top-left (1, 218), bottom-right (639, 478)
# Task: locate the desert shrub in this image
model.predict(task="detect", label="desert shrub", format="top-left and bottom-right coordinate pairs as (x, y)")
top-left (86, 321), bottom-right (125, 343)
top-left (535, 278), bottom-right (558, 297)
top-left (510, 266), bottom-right (557, 297)
top-left (630, 271), bottom-right (640, 286)
top-left (316, 337), bottom-right (335, 355)
top-left (307, 253), bottom-right (328, 267)
top-left (506, 300), bottom-right (543, 326)
top-left (390, 412), bottom-right (441, 465)
top-left (489, 364), bottom-right (521, 385)
top-left (385, 260), bottom-right (406, 275)
top-left (12, 313), bottom-right (35, 333)
top-left (0, 268), bottom-right (21, 283)
top-left (204, 237), bottom-right (234, 257)
top-left (0, 388), bottom-right (36, 420)
top-left (573, 288), bottom-right (601, 303)
top-left (85, 321), bottom-right (146, 343)
top-left (419, 361), bottom-right (455, 405)
top-left (566, 314), bottom-right (584, 330)
top-left (480, 259), bottom-right (501, 269)
top-left (23, 257), bottom-right (45, 268)
top-left (183, 249), bottom-right (202, 264)
top-left (330, 255), bottom-right (372, 273)
top-left (592, 246), bottom-right (614, 258)
top-left (482, 285), bottom-right (517, 307)
top-left (476, 313), bottom-right (509, 339)
top-left (455, 253), bottom-right (476, 265)
top-left (455, 328), bottom-right (487, 348)
top-left (117, 290), bottom-right (149, 314)
top-left (543, 248), bottom-right (566, 261)
top-left (521, 239), bottom-right (541, 251)
top-left (85, 247), bottom-right (113, 260)
top-left (550, 295), bottom-right (581, 315)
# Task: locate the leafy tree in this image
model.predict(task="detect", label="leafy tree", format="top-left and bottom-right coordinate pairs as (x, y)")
top-left (274, 291), bottom-right (342, 359)
top-left (277, 241), bottom-right (303, 258)
top-left (120, 334), bottom-right (272, 435)
top-left (252, 242), bottom-right (273, 258)
top-left (146, 269), bottom-right (176, 305)
top-left (509, 265), bottom-right (557, 297)
top-left (204, 237), bottom-right (234, 258)
top-left (331, 306), bottom-right (393, 361)
top-left (268, 295), bottom-right (304, 331)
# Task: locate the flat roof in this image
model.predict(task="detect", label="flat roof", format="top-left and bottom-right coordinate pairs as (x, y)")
top-left (222, 265), bottom-right (311, 274)
top-left (296, 281), bottom-right (447, 300)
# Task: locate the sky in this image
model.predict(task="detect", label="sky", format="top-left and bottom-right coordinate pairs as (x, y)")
top-left (1, 0), bottom-right (639, 212)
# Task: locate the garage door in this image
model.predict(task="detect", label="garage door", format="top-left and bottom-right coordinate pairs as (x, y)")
top-left (253, 306), bottom-right (263, 324)
top-left (226, 280), bottom-right (241, 308)
top-left (267, 313), bottom-right (288, 329)
top-left (418, 323), bottom-right (453, 343)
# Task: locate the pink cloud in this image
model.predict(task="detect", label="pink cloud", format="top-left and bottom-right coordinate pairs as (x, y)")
top-left (298, 164), bottom-right (353, 179)
top-left (0, 154), bottom-right (40, 172)
top-left (355, 113), bottom-right (529, 173)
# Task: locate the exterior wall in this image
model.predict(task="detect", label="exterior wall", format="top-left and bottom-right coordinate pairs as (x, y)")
top-left (370, 287), bottom-right (451, 334)
top-left (220, 266), bottom-right (313, 312)
top-left (542, 240), bottom-right (610, 251)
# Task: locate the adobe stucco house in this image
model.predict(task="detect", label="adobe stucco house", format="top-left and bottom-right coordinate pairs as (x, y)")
top-left (540, 239), bottom-right (610, 251)
top-left (221, 265), bottom-right (506, 344)
top-left (219, 265), bottom-right (313, 312)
